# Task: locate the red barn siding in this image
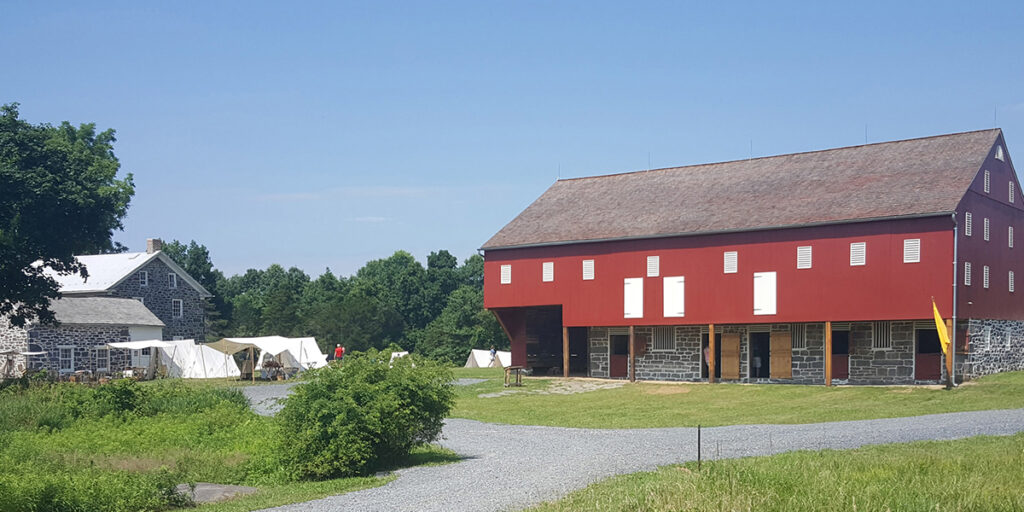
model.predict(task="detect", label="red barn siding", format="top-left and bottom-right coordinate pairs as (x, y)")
top-left (485, 217), bottom-right (955, 326)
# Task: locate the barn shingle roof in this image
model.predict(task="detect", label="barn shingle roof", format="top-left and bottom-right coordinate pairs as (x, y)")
top-left (482, 129), bottom-right (1001, 250)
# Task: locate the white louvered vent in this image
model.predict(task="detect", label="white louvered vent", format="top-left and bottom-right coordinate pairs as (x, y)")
top-left (542, 261), bottom-right (554, 282)
top-left (984, 218), bottom-right (990, 241)
top-left (850, 242), bottom-right (866, 266)
top-left (831, 322), bottom-right (851, 331)
top-left (796, 246), bottom-right (812, 269)
top-left (723, 251), bottom-right (738, 274)
top-left (984, 170), bottom-right (991, 193)
top-left (965, 212), bottom-right (973, 236)
top-left (500, 264), bottom-right (511, 284)
top-left (791, 324), bottom-right (807, 349)
top-left (903, 239), bottom-right (921, 263)
top-left (1011, 182), bottom-right (1016, 203)
top-left (996, 145), bottom-right (1005, 161)
top-left (1010, 270), bottom-right (1015, 293)
top-left (647, 256), bottom-right (660, 277)
top-left (872, 321), bottom-right (892, 350)
top-left (965, 262), bottom-right (972, 286)
top-left (913, 320), bottom-right (935, 330)
top-left (652, 326), bottom-right (674, 351)
top-left (984, 265), bottom-right (990, 289)
top-left (582, 259), bottom-right (595, 280)
top-left (1010, 226), bottom-right (1015, 248)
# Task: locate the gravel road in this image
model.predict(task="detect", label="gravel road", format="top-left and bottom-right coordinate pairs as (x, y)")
top-left (247, 381), bottom-right (1024, 512)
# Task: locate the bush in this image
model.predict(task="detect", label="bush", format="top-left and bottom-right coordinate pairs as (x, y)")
top-left (276, 349), bottom-right (454, 480)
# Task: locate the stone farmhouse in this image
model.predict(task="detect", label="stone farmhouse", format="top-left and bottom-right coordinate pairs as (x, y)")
top-left (482, 129), bottom-right (1024, 385)
top-left (0, 239), bottom-right (212, 377)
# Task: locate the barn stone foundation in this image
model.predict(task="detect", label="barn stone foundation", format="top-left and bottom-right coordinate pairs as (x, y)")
top-left (962, 319), bottom-right (1024, 379)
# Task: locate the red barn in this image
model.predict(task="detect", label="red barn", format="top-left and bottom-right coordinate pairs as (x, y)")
top-left (482, 129), bottom-right (1024, 385)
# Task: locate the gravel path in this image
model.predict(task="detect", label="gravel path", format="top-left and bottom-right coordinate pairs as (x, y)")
top-left (240, 382), bottom-right (298, 416)
top-left (252, 384), bottom-right (1024, 512)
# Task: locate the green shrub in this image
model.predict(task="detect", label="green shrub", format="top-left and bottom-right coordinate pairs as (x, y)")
top-left (276, 349), bottom-right (454, 480)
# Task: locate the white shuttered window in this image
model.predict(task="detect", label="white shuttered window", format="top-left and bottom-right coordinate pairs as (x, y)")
top-left (965, 212), bottom-right (973, 236)
top-left (1010, 271), bottom-right (1015, 293)
top-left (1011, 182), bottom-right (1016, 203)
top-left (663, 276), bottom-right (685, 318)
top-left (542, 262), bottom-right (554, 282)
top-left (753, 272), bottom-right (777, 315)
top-left (796, 246), bottom-right (812, 269)
top-left (965, 262), bottom-right (972, 286)
top-left (647, 256), bottom-right (660, 277)
top-left (850, 242), bottom-right (866, 266)
top-left (624, 278), bottom-right (644, 319)
top-left (984, 218), bottom-right (990, 241)
top-left (1009, 226), bottom-right (1014, 248)
top-left (500, 265), bottom-right (511, 284)
top-left (723, 251), bottom-right (738, 274)
top-left (984, 265), bottom-right (990, 289)
top-left (582, 259), bottom-right (595, 280)
top-left (984, 170), bottom-right (991, 193)
top-left (903, 239), bottom-right (921, 263)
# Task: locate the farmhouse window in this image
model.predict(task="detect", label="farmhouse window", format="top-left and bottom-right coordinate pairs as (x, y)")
top-left (139, 271), bottom-right (148, 286)
top-left (652, 326), bottom-right (674, 351)
top-left (542, 262), bottom-right (554, 282)
top-left (903, 239), bottom-right (921, 263)
top-left (582, 259), bottom-right (595, 280)
top-left (965, 212), bottom-right (972, 236)
top-left (172, 299), bottom-right (184, 318)
top-left (723, 251), bottom-right (738, 274)
top-left (663, 276), bottom-right (685, 318)
top-left (58, 346), bottom-right (74, 373)
top-left (983, 265), bottom-right (990, 289)
top-left (753, 272), bottom-right (777, 315)
top-left (94, 346), bottom-right (109, 372)
top-left (850, 242), bottom-right (866, 266)
top-left (796, 246), bottom-right (812, 269)
top-left (647, 256), bottom-right (660, 277)
top-left (623, 278), bottom-right (643, 319)
top-left (964, 262), bottom-right (972, 286)
top-left (500, 265), bottom-right (511, 284)
top-left (168, 273), bottom-right (177, 288)
top-left (984, 170), bottom-right (990, 193)
top-left (872, 321), bottom-right (892, 350)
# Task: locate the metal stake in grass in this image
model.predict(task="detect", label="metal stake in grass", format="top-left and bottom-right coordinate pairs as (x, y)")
top-left (697, 424), bottom-right (701, 471)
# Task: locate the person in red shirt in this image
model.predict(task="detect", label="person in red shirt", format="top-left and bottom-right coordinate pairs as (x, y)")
top-left (334, 344), bottom-right (344, 361)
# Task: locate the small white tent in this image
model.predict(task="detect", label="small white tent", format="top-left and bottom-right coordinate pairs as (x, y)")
top-left (255, 337), bottom-right (328, 371)
top-left (157, 339), bottom-right (241, 379)
top-left (465, 349), bottom-right (511, 368)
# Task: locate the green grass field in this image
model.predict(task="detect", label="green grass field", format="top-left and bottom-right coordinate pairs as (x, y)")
top-left (529, 433), bottom-right (1024, 511)
top-left (450, 368), bottom-right (1024, 428)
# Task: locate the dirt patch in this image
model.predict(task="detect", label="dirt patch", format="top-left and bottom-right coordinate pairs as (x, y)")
top-left (889, 388), bottom-right (915, 394)
top-left (479, 379), bottom-right (624, 398)
top-left (641, 385), bottom-right (692, 395)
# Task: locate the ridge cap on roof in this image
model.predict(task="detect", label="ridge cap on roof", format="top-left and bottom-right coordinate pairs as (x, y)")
top-left (555, 128), bottom-right (1002, 183)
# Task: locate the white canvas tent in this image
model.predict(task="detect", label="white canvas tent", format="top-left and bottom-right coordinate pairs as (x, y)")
top-left (465, 349), bottom-right (511, 368)
top-left (157, 339), bottom-right (241, 379)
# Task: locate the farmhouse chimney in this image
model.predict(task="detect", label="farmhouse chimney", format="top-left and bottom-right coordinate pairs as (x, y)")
top-left (146, 238), bottom-right (163, 254)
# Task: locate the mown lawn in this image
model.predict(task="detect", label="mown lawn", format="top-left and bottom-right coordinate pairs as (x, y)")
top-left (530, 432), bottom-right (1024, 511)
top-left (450, 369), bottom-right (1024, 428)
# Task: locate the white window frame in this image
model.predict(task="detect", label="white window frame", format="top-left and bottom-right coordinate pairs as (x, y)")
top-left (624, 278), bottom-right (644, 319)
top-left (983, 265), bottom-right (990, 289)
top-left (139, 270), bottom-right (149, 287)
top-left (500, 264), bottom-right (511, 285)
top-left (753, 271), bottom-right (777, 316)
top-left (172, 299), bottom-right (184, 318)
top-left (984, 170), bottom-right (991, 193)
top-left (903, 239), bottom-right (921, 264)
top-left (663, 276), bottom-right (685, 318)
top-left (1010, 270), bottom-right (1015, 293)
top-left (723, 251), bottom-right (738, 274)
top-left (872, 321), bottom-right (892, 350)
top-left (965, 262), bottom-right (972, 286)
top-left (652, 326), bottom-right (674, 351)
top-left (984, 218), bottom-right (990, 241)
top-left (646, 256), bottom-right (660, 277)
top-left (94, 345), bottom-right (110, 372)
top-left (965, 212), bottom-right (972, 237)
top-left (58, 346), bottom-right (75, 373)
top-left (582, 259), bottom-right (595, 281)
top-left (168, 273), bottom-right (178, 288)
top-left (542, 261), bottom-right (554, 282)
top-left (850, 242), bottom-right (866, 266)
top-left (796, 246), bottom-right (812, 269)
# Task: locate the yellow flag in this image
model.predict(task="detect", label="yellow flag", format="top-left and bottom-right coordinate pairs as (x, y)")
top-left (932, 299), bottom-right (951, 356)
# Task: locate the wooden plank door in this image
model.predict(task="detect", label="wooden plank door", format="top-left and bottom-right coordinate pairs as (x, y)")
top-left (721, 333), bottom-right (741, 379)
top-left (770, 332), bottom-right (792, 379)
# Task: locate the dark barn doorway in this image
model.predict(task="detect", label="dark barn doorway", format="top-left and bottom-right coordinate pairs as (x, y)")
top-left (915, 328), bottom-right (942, 381)
top-left (524, 307), bottom-right (563, 375)
top-left (701, 332), bottom-right (722, 379)
top-left (831, 329), bottom-right (850, 380)
top-left (567, 327), bottom-right (589, 375)
top-left (609, 333), bottom-right (630, 378)
top-left (749, 332), bottom-right (771, 379)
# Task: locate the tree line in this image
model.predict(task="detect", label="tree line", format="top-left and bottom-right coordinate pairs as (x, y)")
top-left (163, 241), bottom-right (507, 364)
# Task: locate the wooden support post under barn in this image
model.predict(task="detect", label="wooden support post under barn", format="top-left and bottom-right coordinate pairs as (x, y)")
top-left (628, 325), bottom-right (636, 382)
top-left (825, 321), bottom-right (832, 387)
top-left (946, 318), bottom-right (954, 385)
top-left (708, 324), bottom-right (716, 384)
top-left (562, 326), bottom-right (569, 378)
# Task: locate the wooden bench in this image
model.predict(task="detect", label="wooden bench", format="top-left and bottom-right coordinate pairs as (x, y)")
top-left (504, 366), bottom-right (524, 387)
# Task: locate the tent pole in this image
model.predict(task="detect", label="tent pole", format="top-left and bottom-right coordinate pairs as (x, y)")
top-left (250, 346), bottom-right (255, 383)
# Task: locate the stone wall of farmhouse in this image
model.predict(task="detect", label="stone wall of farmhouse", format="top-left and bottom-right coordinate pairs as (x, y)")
top-left (962, 319), bottom-right (1024, 380)
top-left (0, 318), bottom-right (30, 377)
top-left (109, 258), bottom-right (205, 341)
top-left (26, 324), bottom-right (131, 375)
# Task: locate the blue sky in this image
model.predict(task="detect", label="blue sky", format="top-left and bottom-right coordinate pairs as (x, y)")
top-left (4, 1), bottom-right (1022, 277)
